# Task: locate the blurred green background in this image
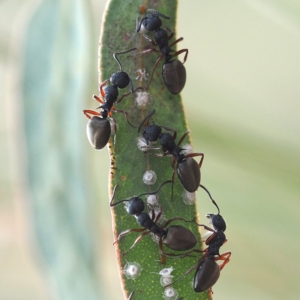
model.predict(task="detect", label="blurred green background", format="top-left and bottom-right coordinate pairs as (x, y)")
top-left (1, 0), bottom-right (300, 299)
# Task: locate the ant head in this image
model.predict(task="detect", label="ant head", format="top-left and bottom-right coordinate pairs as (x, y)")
top-left (137, 10), bottom-right (170, 33)
top-left (207, 213), bottom-right (226, 232)
top-left (126, 197), bottom-right (145, 215)
top-left (144, 13), bottom-right (162, 31)
top-left (142, 124), bottom-right (162, 144)
top-left (136, 15), bottom-right (160, 32)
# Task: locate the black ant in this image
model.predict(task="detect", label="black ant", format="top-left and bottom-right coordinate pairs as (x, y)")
top-left (138, 110), bottom-right (204, 194)
top-left (168, 185), bottom-right (231, 293)
top-left (83, 48), bottom-right (141, 150)
top-left (136, 9), bottom-right (188, 94)
top-left (110, 180), bottom-right (198, 258)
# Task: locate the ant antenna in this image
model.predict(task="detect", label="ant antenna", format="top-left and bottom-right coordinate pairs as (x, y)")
top-left (137, 180), bottom-right (172, 197)
top-left (199, 184), bottom-right (220, 215)
top-left (138, 109), bottom-right (156, 133)
top-left (110, 180), bottom-right (172, 206)
top-left (146, 9), bottom-right (170, 19)
top-left (110, 185), bottom-right (120, 206)
top-left (128, 291), bottom-right (135, 300)
top-left (113, 48), bottom-right (137, 71)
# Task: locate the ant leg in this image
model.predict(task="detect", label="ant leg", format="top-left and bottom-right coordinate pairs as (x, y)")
top-left (169, 37), bottom-right (184, 48)
top-left (109, 185), bottom-right (119, 206)
top-left (160, 126), bottom-right (177, 140)
top-left (128, 291), bottom-right (135, 300)
top-left (204, 232), bottom-right (218, 246)
top-left (216, 252), bottom-right (231, 270)
top-left (164, 247), bottom-right (204, 259)
top-left (172, 48), bottom-right (189, 64)
top-left (113, 227), bottom-right (147, 245)
top-left (99, 80), bottom-right (108, 97)
top-left (162, 216), bottom-right (194, 228)
top-left (164, 26), bottom-right (174, 40)
top-left (193, 221), bottom-right (215, 234)
top-left (122, 230), bottom-right (151, 255)
top-left (152, 206), bottom-right (163, 222)
top-left (185, 152), bottom-right (204, 168)
top-left (83, 109), bottom-right (100, 119)
top-left (93, 94), bottom-right (104, 104)
top-left (112, 108), bottom-right (135, 128)
top-left (177, 130), bottom-right (190, 146)
top-left (143, 33), bottom-right (157, 45)
top-left (113, 48), bottom-right (137, 71)
top-left (166, 261), bottom-right (200, 288)
top-left (116, 86), bottom-right (144, 104)
top-left (136, 47), bottom-right (160, 57)
top-left (145, 54), bottom-right (164, 90)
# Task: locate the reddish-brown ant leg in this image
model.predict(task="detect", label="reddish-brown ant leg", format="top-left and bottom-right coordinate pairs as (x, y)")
top-left (177, 130), bottom-right (190, 146)
top-left (172, 48), bottom-right (189, 64)
top-left (166, 260), bottom-right (199, 288)
top-left (185, 152), bottom-right (204, 168)
top-left (93, 94), bottom-right (104, 104)
top-left (113, 227), bottom-right (147, 245)
top-left (168, 37), bottom-right (184, 48)
top-left (83, 109), bottom-right (100, 119)
top-left (99, 80), bottom-right (108, 97)
top-left (216, 252), bottom-right (231, 270)
top-left (160, 125), bottom-right (177, 140)
top-left (123, 230), bottom-right (152, 255)
top-left (143, 33), bottom-right (157, 45)
top-left (112, 108), bottom-right (135, 128)
top-left (116, 87), bottom-right (143, 104)
top-left (158, 25), bottom-right (174, 40)
top-left (145, 54), bottom-right (164, 90)
top-left (162, 216), bottom-right (193, 228)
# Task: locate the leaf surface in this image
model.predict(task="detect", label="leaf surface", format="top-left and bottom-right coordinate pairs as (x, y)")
top-left (99, 1), bottom-right (210, 299)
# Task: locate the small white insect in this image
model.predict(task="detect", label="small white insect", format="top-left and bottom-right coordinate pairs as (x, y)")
top-left (123, 261), bottom-right (142, 280)
top-left (181, 143), bottom-right (193, 155)
top-left (182, 190), bottom-right (196, 205)
top-left (163, 286), bottom-right (179, 300)
top-left (159, 267), bottom-right (174, 277)
top-left (148, 207), bottom-right (165, 225)
top-left (143, 170), bottom-right (157, 185)
top-left (135, 68), bottom-right (149, 81)
top-left (137, 136), bottom-right (150, 152)
top-left (135, 91), bottom-right (153, 107)
top-left (151, 232), bottom-right (160, 244)
top-left (147, 194), bottom-right (159, 206)
top-left (160, 276), bottom-right (173, 287)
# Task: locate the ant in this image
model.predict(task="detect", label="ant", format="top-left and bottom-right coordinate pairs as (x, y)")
top-left (136, 9), bottom-right (188, 94)
top-left (138, 110), bottom-right (204, 194)
top-left (168, 185), bottom-right (231, 293)
top-left (110, 180), bottom-right (198, 258)
top-left (83, 48), bottom-right (142, 150)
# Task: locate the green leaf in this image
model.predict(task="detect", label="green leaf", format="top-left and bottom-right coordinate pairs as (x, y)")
top-left (99, 1), bottom-right (210, 299)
